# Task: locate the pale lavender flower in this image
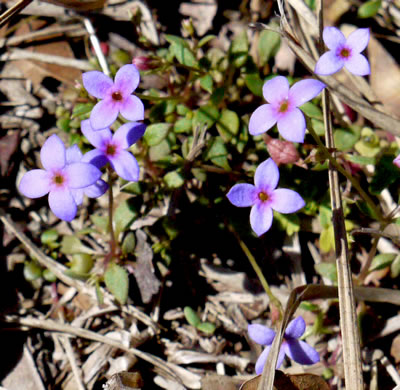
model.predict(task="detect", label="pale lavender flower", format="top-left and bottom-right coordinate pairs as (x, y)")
top-left (315, 27), bottom-right (370, 76)
top-left (19, 135), bottom-right (102, 221)
top-left (81, 119), bottom-right (146, 182)
top-left (249, 317), bottom-right (320, 374)
top-left (66, 144), bottom-right (108, 205)
top-left (249, 76), bottom-right (325, 143)
top-left (226, 158), bottom-right (304, 236)
top-left (83, 64), bottom-right (144, 130)
top-left (394, 154), bottom-right (400, 168)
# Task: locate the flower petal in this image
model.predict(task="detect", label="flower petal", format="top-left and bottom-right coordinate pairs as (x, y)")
top-left (82, 149), bottom-right (109, 169)
top-left (250, 203), bottom-right (273, 236)
top-left (314, 51), bottom-right (344, 76)
top-left (344, 53), bottom-right (370, 76)
top-left (270, 188), bottom-right (305, 214)
top-left (82, 71), bottom-right (113, 99)
top-left (113, 122), bottom-right (146, 150)
top-left (66, 144), bottom-right (83, 164)
top-left (65, 162), bottom-right (102, 188)
top-left (323, 27), bottom-right (346, 51)
top-left (277, 108), bottom-right (306, 143)
top-left (285, 317), bottom-right (306, 339)
top-left (249, 104), bottom-right (278, 136)
top-left (289, 79), bottom-right (325, 107)
top-left (109, 150), bottom-right (140, 181)
top-left (286, 339), bottom-right (320, 365)
top-left (262, 76), bottom-right (290, 104)
top-left (48, 189), bottom-right (77, 221)
top-left (19, 170), bottom-right (50, 198)
top-left (394, 154), bottom-right (400, 168)
top-left (255, 346), bottom-right (271, 375)
top-left (248, 324), bottom-right (276, 345)
top-left (70, 188), bottom-right (84, 205)
top-left (81, 119), bottom-right (112, 149)
top-left (84, 179), bottom-right (108, 198)
top-left (41, 134), bottom-right (66, 171)
top-left (114, 64), bottom-right (140, 96)
top-left (346, 28), bottom-right (370, 53)
top-left (254, 158), bottom-right (279, 191)
top-left (119, 95), bottom-right (145, 122)
top-left (227, 183), bottom-right (256, 207)
top-left (90, 99), bottom-right (119, 130)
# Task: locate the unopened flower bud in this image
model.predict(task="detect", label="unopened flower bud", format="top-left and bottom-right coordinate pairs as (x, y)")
top-left (265, 136), bottom-right (299, 165)
top-left (132, 56), bottom-right (157, 71)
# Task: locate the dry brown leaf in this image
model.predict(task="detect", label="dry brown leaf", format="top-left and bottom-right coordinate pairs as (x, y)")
top-left (240, 371), bottom-right (330, 390)
top-left (369, 36), bottom-right (400, 118)
top-left (13, 20), bottom-right (82, 87)
top-left (390, 334), bottom-right (400, 363)
top-left (132, 230), bottom-right (160, 304)
top-left (179, 0), bottom-right (217, 36)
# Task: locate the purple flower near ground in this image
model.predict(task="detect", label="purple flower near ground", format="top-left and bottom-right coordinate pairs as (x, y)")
top-left (83, 64), bottom-right (144, 130)
top-left (226, 158), bottom-right (305, 236)
top-left (315, 27), bottom-right (370, 76)
top-left (248, 317), bottom-right (320, 374)
top-left (19, 135), bottom-right (102, 221)
top-left (393, 154), bottom-right (400, 169)
top-left (66, 144), bottom-right (108, 205)
top-left (81, 119), bottom-right (146, 182)
top-left (249, 76), bottom-right (325, 143)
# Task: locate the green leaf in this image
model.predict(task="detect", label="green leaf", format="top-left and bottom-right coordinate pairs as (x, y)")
top-left (274, 212), bottom-right (300, 236)
top-left (345, 154), bottom-right (376, 165)
top-left (199, 74), bottom-right (213, 93)
top-left (42, 269), bottom-right (57, 282)
top-left (315, 262), bottom-right (337, 283)
top-left (176, 104), bottom-right (190, 116)
top-left (370, 253), bottom-right (397, 272)
top-left (104, 263), bottom-right (129, 305)
top-left (57, 118), bottom-right (70, 133)
top-left (69, 253), bottom-right (94, 274)
top-left (257, 28), bottom-right (280, 65)
top-left (114, 200), bottom-right (137, 238)
top-left (244, 73), bottom-right (264, 97)
top-left (60, 235), bottom-right (94, 255)
top-left (71, 103), bottom-right (94, 119)
top-left (174, 117), bottom-right (192, 134)
top-left (165, 34), bottom-right (198, 68)
top-left (299, 301), bottom-right (320, 311)
top-left (320, 225), bottom-right (334, 253)
top-left (41, 229), bottom-right (59, 245)
top-left (144, 123), bottom-right (171, 146)
top-left (149, 139), bottom-right (171, 162)
top-left (164, 171), bottom-right (185, 189)
top-left (319, 205), bottom-right (332, 228)
top-left (216, 109), bottom-right (240, 142)
top-left (206, 137), bottom-right (230, 171)
top-left (300, 102), bottom-right (323, 120)
top-left (390, 254), bottom-right (400, 278)
top-left (311, 119), bottom-right (325, 136)
top-left (334, 126), bottom-right (361, 151)
top-left (96, 281), bottom-right (104, 305)
top-left (358, 0), bottom-right (381, 18)
top-left (355, 200), bottom-right (379, 219)
top-left (184, 306), bottom-right (201, 327)
top-left (197, 34), bottom-right (216, 48)
top-left (229, 30), bottom-right (248, 67)
top-left (193, 104), bottom-right (219, 130)
top-left (24, 262), bottom-right (42, 282)
top-left (197, 322), bottom-right (216, 335)
top-left (90, 214), bottom-right (108, 233)
top-left (121, 232), bottom-right (136, 255)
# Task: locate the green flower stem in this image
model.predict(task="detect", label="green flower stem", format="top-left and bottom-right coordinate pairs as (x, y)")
top-left (229, 226), bottom-right (283, 317)
top-left (307, 125), bottom-right (384, 223)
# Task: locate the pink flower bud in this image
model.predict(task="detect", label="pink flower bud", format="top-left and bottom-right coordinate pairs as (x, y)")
top-left (265, 136), bottom-right (299, 165)
top-left (132, 56), bottom-right (155, 71)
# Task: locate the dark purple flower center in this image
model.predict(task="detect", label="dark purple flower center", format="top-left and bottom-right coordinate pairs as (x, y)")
top-left (105, 142), bottom-right (117, 157)
top-left (339, 47), bottom-right (351, 59)
top-left (278, 99), bottom-right (289, 113)
top-left (258, 191), bottom-right (269, 202)
top-left (52, 173), bottom-right (65, 186)
top-left (112, 91), bottom-right (123, 101)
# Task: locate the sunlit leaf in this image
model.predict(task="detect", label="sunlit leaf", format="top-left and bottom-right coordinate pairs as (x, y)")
top-left (104, 263), bottom-right (129, 305)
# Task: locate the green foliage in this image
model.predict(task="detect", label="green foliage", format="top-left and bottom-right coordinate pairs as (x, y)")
top-left (369, 253), bottom-right (397, 272)
top-left (257, 28), bottom-right (280, 66)
top-left (104, 263), bottom-right (129, 305)
top-left (184, 306), bottom-right (216, 335)
top-left (144, 123), bottom-right (171, 146)
top-left (358, 0), bottom-right (381, 18)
